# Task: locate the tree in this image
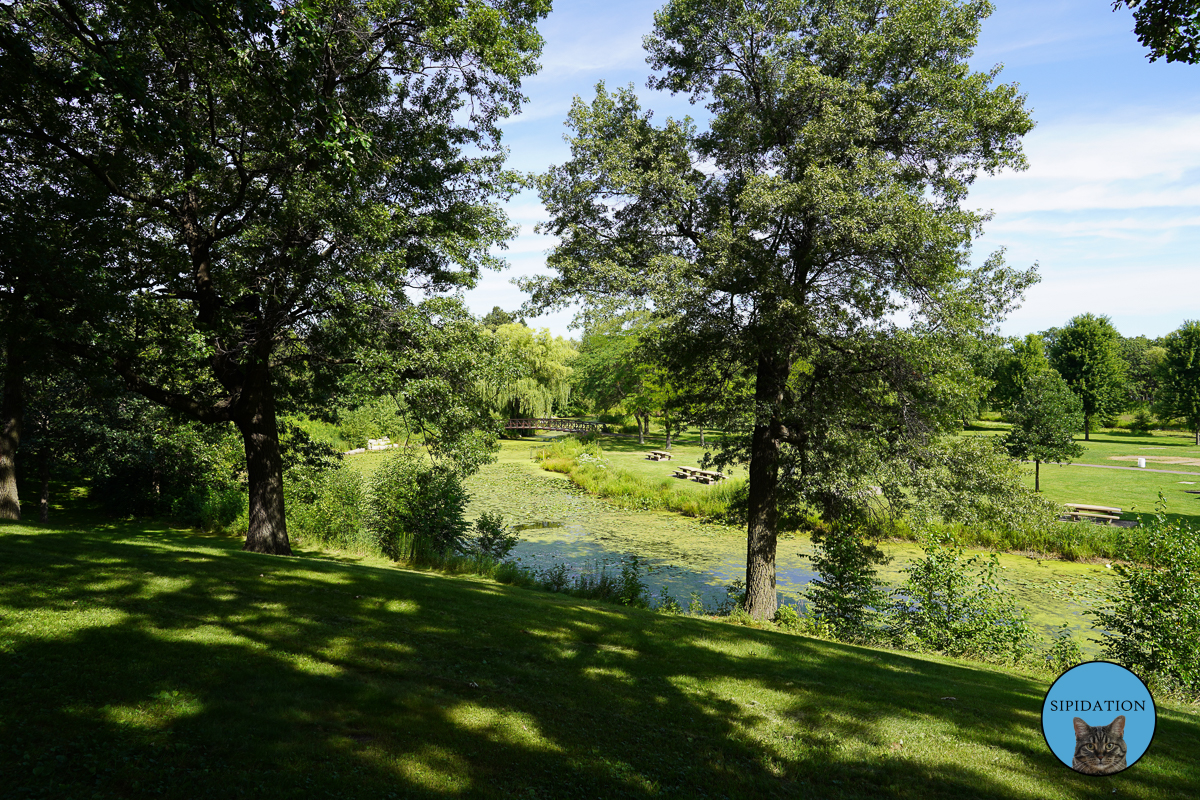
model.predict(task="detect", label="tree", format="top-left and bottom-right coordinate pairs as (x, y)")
top-left (1046, 314), bottom-right (1127, 440)
top-left (1, 0), bottom-right (548, 552)
top-left (527, 0), bottom-right (1035, 618)
top-left (1155, 320), bottom-right (1200, 445)
top-left (1114, 0), bottom-right (1200, 63)
top-left (1121, 334), bottom-right (1166, 408)
top-left (991, 334), bottom-right (1051, 412)
top-left (482, 323), bottom-right (576, 423)
top-left (0, 135), bottom-right (112, 519)
top-left (1002, 371), bottom-right (1085, 492)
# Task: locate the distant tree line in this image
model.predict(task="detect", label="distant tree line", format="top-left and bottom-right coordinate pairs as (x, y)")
top-left (974, 314), bottom-right (1200, 445)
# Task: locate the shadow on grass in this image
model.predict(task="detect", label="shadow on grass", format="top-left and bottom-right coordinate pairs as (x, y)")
top-left (2, 521), bottom-right (1198, 799)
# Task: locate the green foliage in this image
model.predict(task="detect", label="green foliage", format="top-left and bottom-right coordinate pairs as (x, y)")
top-left (336, 400), bottom-right (407, 450)
top-left (889, 537), bottom-right (1037, 665)
top-left (468, 511), bottom-right (520, 560)
top-left (1046, 314), bottom-right (1128, 437)
top-left (1153, 320), bottom-right (1200, 444)
top-left (804, 525), bottom-right (889, 643)
top-left (1042, 624), bottom-right (1085, 676)
top-left (483, 323), bottom-right (577, 420)
top-left (4, 0), bottom-right (549, 550)
top-left (992, 334), bottom-right (1052, 412)
top-left (1002, 370), bottom-right (1085, 491)
top-left (1116, 0), bottom-right (1200, 63)
top-left (1094, 497), bottom-right (1200, 699)
top-left (534, 437), bottom-right (746, 520)
top-left (511, 556), bottom-right (650, 608)
top-left (287, 466), bottom-right (369, 553)
top-left (1129, 408), bottom-right (1156, 434)
top-left (366, 450), bottom-right (470, 561)
top-left (893, 434), bottom-right (1062, 533)
top-left (354, 298), bottom-right (504, 479)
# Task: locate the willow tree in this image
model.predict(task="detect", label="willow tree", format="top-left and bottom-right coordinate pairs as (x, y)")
top-left (484, 323), bottom-right (576, 421)
top-left (527, 0), bottom-right (1035, 618)
top-left (1, 0), bottom-right (548, 552)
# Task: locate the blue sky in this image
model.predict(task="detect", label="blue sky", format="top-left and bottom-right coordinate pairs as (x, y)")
top-left (461, 0), bottom-right (1200, 340)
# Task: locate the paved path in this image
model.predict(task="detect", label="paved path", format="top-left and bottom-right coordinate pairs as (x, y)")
top-left (1064, 462), bottom-right (1200, 477)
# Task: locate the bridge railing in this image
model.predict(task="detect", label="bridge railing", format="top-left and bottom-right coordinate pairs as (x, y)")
top-left (504, 418), bottom-right (602, 432)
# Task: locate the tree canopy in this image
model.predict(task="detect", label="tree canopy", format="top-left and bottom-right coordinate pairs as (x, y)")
top-left (1002, 371), bottom-right (1085, 492)
top-left (528, 0), bottom-right (1036, 618)
top-left (1046, 314), bottom-right (1127, 440)
top-left (1114, 0), bottom-right (1200, 63)
top-left (1155, 320), bottom-right (1200, 445)
top-left (1, 0), bottom-right (549, 552)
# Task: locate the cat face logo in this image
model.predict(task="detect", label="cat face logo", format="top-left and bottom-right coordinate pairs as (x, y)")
top-left (1041, 661), bottom-right (1155, 775)
top-left (1071, 715), bottom-right (1127, 775)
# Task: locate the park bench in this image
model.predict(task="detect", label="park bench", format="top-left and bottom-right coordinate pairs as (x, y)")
top-left (672, 465), bottom-right (726, 484)
top-left (646, 450), bottom-right (673, 461)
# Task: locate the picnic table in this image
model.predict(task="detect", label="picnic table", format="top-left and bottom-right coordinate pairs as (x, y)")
top-left (672, 465), bottom-right (726, 484)
top-left (646, 450), bottom-right (673, 461)
top-left (1063, 502), bottom-right (1122, 524)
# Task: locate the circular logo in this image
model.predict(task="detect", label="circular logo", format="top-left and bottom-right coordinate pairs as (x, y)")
top-left (1041, 661), bottom-right (1156, 775)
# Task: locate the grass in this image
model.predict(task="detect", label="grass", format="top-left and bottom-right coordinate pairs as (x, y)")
top-left (533, 436), bottom-right (747, 520)
top-left (3, 514), bottom-right (1200, 799)
top-left (961, 426), bottom-right (1200, 531)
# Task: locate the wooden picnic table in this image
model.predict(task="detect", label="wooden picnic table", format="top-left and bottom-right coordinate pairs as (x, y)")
top-left (646, 450), bottom-right (673, 461)
top-left (1063, 503), bottom-right (1122, 525)
top-left (672, 465), bottom-right (726, 484)
top-left (1065, 502), bottom-right (1122, 514)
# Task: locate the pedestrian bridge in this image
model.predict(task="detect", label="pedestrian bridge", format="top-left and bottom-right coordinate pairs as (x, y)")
top-left (504, 418), bottom-right (602, 433)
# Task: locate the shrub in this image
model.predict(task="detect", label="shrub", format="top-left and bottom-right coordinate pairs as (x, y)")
top-left (1129, 408), bottom-right (1155, 434)
top-left (888, 536), bottom-right (1036, 664)
top-left (1093, 498), bottom-right (1200, 698)
top-left (468, 511), bottom-right (519, 560)
top-left (1042, 623), bottom-right (1085, 676)
top-left (171, 486), bottom-right (245, 532)
top-left (287, 466), bottom-right (368, 551)
top-left (367, 449), bottom-right (469, 561)
top-left (805, 524), bottom-right (889, 643)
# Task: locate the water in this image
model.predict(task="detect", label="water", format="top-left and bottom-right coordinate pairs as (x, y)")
top-left (465, 457), bottom-right (1115, 648)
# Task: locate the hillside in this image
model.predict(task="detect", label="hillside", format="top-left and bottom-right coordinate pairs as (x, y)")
top-left (1, 516), bottom-right (1198, 799)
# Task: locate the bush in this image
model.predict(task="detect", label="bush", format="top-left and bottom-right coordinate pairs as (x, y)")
top-left (1129, 408), bottom-right (1155, 434)
top-left (888, 536), bottom-right (1036, 664)
top-left (171, 486), bottom-right (245, 532)
top-left (805, 524), bottom-right (889, 643)
top-left (287, 466), bottom-right (368, 551)
top-left (367, 449), bottom-right (470, 561)
top-left (1093, 499), bottom-right (1200, 698)
top-left (1042, 623), bottom-right (1084, 676)
top-left (468, 511), bottom-right (519, 560)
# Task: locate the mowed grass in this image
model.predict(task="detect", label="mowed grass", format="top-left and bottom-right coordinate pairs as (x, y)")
top-left (963, 426), bottom-right (1200, 529)
top-left (3, 517), bottom-right (1200, 798)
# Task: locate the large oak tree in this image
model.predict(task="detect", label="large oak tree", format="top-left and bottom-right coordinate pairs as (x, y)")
top-left (0, 0), bottom-right (548, 552)
top-left (527, 0), bottom-right (1035, 618)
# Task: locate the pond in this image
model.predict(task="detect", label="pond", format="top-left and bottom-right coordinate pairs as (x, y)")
top-left (465, 454), bottom-right (1115, 651)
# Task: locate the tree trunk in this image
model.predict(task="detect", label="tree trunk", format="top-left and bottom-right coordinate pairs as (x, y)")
top-left (38, 446), bottom-right (50, 523)
top-left (637, 413), bottom-right (645, 445)
top-left (699, 425), bottom-right (705, 447)
top-left (744, 354), bottom-right (787, 620)
top-left (1035, 460), bottom-right (1040, 493)
top-left (0, 343), bottom-right (24, 520)
top-left (665, 415), bottom-right (673, 449)
top-left (237, 379), bottom-right (291, 556)
top-left (1084, 412), bottom-right (1091, 441)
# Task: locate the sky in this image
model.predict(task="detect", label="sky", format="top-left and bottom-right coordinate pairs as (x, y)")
top-left (460, 0), bottom-right (1200, 341)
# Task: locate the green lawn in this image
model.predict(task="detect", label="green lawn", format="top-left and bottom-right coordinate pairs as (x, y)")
top-left (963, 426), bottom-right (1200, 528)
top-left (3, 515), bottom-right (1200, 798)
